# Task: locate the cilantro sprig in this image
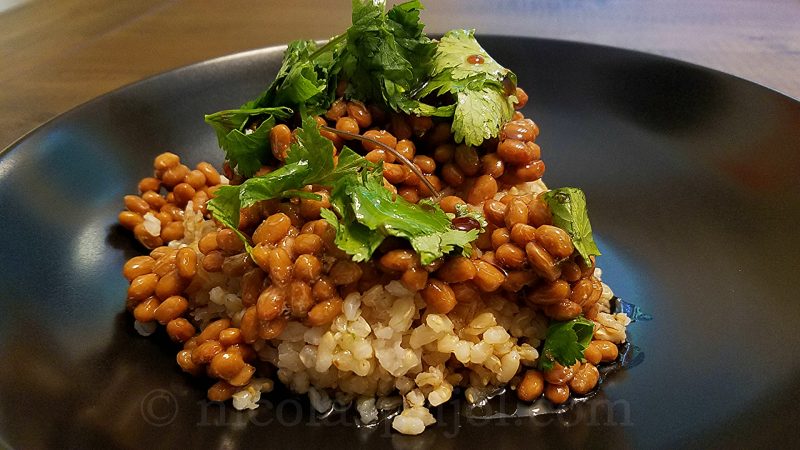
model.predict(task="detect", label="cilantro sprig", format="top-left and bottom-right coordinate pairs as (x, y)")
top-left (251, 38), bottom-right (344, 116)
top-left (538, 316), bottom-right (595, 371)
top-left (542, 188), bottom-right (602, 262)
top-left (414, 29), bottom-right (518, 146)
top-left (323, 167), bottom-right (478, 265)
top-left (341, 0), bottom-right (438, 114)
top-left (206, 115), bottom-right (344, 235)
top-left (204, 106), bottom-right (293, 177)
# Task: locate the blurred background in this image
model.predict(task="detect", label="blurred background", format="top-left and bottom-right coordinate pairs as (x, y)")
top-left (1, 0), bottom-right (798, 150)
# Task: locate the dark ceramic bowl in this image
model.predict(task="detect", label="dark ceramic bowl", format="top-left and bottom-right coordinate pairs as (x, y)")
top-left (1, 37), bottom-right (799, 449)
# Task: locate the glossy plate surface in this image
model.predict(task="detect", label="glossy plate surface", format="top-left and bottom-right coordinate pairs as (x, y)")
top-left (1, 37), bottom-right (799, 449)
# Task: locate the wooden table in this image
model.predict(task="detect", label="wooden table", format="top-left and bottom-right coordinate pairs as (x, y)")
top-left (1, 0), bottom-right (798, 150)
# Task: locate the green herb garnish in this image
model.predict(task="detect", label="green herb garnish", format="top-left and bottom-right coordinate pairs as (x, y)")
top-left (208, 116), bottom-right (477, 264)
top-left (414, 29), bottom-right (518, 146)
top-left (542, 187), bottom-right (602, 262)
top-left (207, 115), bottom-right (344, 234)
top-left (205, 0), bottom-right (519, 262)
top-left (324, 168), bottom-right (478, 265)
top-left (341, 0), bottom-right (439, 114)
top-left (538, 316), bottom-right (595, 371)
top-left (206, 1), bottom-right (519, 174)
top-left (204, 106), bottom-right (292, 177)
top-left (248, 38), bottom-right (344, 116)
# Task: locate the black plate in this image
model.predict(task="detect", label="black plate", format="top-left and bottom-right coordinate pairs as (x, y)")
top-left (1, 37), bottom-right (799, 449)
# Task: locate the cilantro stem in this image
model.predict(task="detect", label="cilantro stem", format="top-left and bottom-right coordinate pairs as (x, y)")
top-left (319, 125), bottom-right (441, 198)
top-left (308, 33), bottom-right (346, 61)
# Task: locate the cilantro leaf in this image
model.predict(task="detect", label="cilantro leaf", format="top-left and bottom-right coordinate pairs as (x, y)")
top-left (317, 146), bottom-right (368, 185)
top-left (409, 230), bottom-right (478, 265)
top-left (320, 208), bottom-right (384, 262)
top-left (204, 106), bottom-right (292, 177)
top-left (246, 38), bottom-right (344, 115)
top-left (542, 187), bottom-right (602, 263)
top-left (206, 183), bottom-right (241, 231)
top-left (326, 167), bottom-right (478, 265)
top-left (204, 36), bottom-right (345, 177)
top-left (452, 87), bottom-right (515, 147)
top-left (538, 316), bottom-right (595, 371)
top-left (207, 115), bottom-right (339, 231)
top-left (205, 184), bottom-right (252, 251)
top-left (385, 0), bottom-right (437, 89)
top-left (414, 29), bottom-right (517, 146)
top-left (283, 115), bottom-right (336, 184)
top-left (204, 107), bottom-right (291, 134)
top-left (430, 28), bottom-right (509, 81)
top-left (234, 162), bottom-right (318, 213)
